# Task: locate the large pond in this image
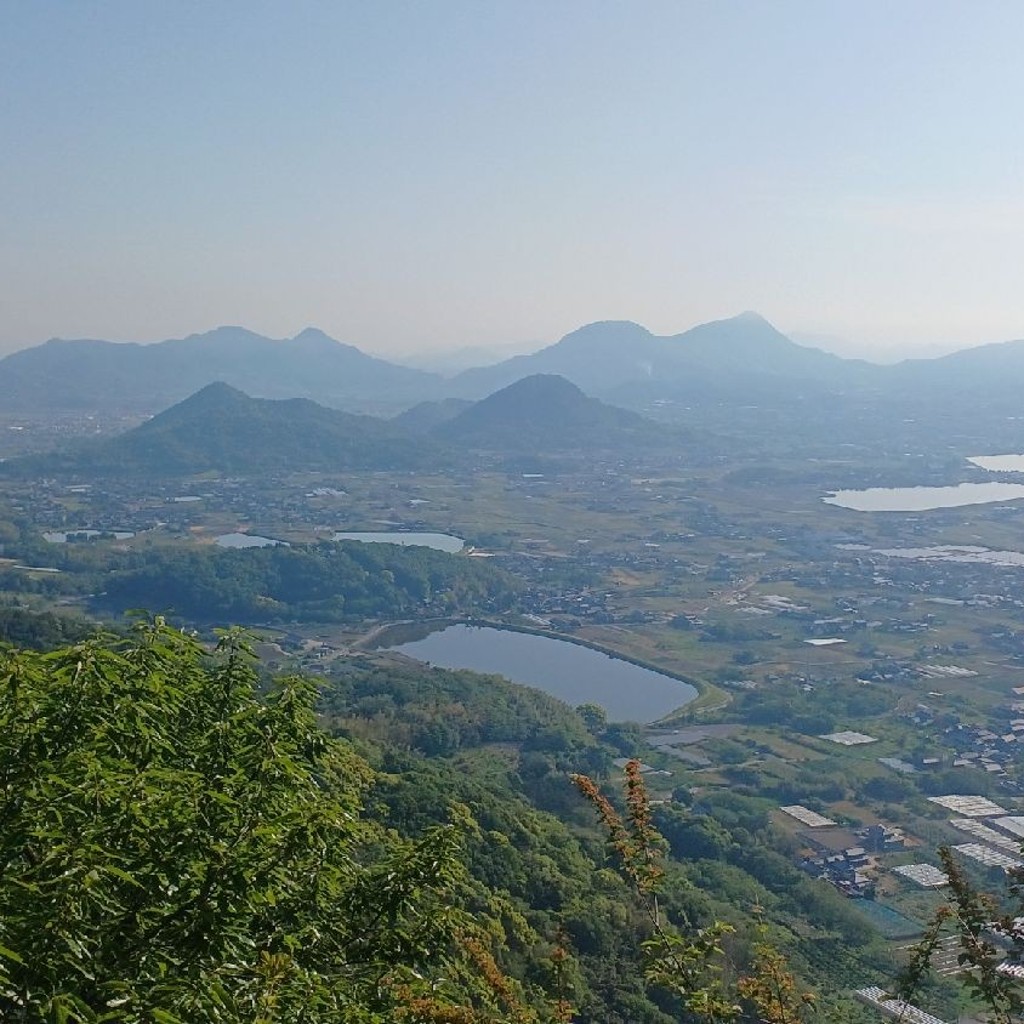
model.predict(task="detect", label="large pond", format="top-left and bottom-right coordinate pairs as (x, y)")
top-left (823, 482), bottom-right (1024, 512)
top-left (385, 623), bottom-right (697, 722)
top-left (874, 544), bottom-right (1024, 568)
top-left (333, 531), bottom-right (464, 552)
top-left (969, 454), bottom-right (1024, 472)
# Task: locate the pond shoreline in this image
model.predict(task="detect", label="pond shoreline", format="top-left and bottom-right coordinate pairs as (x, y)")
top-left (361, 615), bottom-right (706, 718)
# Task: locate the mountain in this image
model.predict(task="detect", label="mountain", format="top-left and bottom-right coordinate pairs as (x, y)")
top-left (13, 313), bottom-right (1024, 449)
top-left (9, 383), bottom-right (437, 477)
top-left (392, 397), bottom-right (473, 432)
top-left (434, 374), bottom-right (670, 450)
top-left (0, 327), bottom-right (441, 415)
top-left (396, 340), bottom-right (539, 376)
top-left (447, 313), bottom-right (877, 402)
top-left (891, 335), bottom-right (1024, 388)
top-left (450, 321), bottom-right (662, 397)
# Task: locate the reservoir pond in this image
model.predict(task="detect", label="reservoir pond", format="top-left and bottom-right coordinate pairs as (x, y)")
top-left (874, 545), bottom-right (1024, 568)
top-left (385, 623), bottom-right (696, 723)
top-left (333, 531), bottom-right (464, 552)
top-left (824, 482), bottom-right (1024, 512)
top-left (44, 530), bottom-right (134, 543)
top-left (214, 533), bottom-right (284, 548)
top-left (968, 454), bottom-right (1024, 473)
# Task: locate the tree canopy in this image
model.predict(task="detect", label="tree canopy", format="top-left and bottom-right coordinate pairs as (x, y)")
top-left (0, 621), bottom-right (513, 1023)
top-left (98, 541), bottom-right (519, 624)
top-left (0, 622), bottom-right (908, 1023)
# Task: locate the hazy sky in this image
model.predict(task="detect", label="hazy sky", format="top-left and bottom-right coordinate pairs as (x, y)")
top-left (3, 2), bottom-right (1024, 361)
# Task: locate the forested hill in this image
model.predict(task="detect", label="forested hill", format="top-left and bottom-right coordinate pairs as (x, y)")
top-left (0, 621), bottom-right (904, 1021)
top-left (98, 539), bottom-right (519, 624)
top-left (322, 656), bottom-right (896, 1023)
top-left (5, 383), bottom-right (443, 477)
top-left (434, 373), bottom-right (676, 451)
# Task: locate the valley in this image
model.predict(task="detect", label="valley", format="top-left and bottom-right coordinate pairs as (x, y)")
top-left (3, 320), bottom-right (1024, 1021)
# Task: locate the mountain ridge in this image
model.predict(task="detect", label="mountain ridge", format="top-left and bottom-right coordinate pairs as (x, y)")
top-left (5, 313), bottom-right (1024, 424)
top-left (446, 313), bottom-right (883, 400)
top-left (0, 327), bottom-right (442, 414)
top-left (5, 382), bottom-right (439, 477)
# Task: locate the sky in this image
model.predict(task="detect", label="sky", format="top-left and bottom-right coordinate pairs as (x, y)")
top-left (3, 1), bottom-right (1024, 362)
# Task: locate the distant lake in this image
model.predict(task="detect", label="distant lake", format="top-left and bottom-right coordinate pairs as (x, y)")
top-left (969, 454), bottom-right (1024, 473)
top-left (43, 530), bottom-right (134, 543)
top-left (214, 533), bottom-right (285, 549)
top-left (824, 482), bottom-right (1024, 512)
top-left (386, 623), bottom-right (696, 722)
top-left (875, 545), bottom-right (1024, 568)
top-left (333, 531), bottom-right (464, 552)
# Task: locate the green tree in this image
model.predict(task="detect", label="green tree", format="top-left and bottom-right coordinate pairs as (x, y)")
top-left (898, 845), bottom-right (1024, 1024)
top-left (572, 762), bottom-right (815, 1024)
top-left (0, 620), bottom-right (513, 1023)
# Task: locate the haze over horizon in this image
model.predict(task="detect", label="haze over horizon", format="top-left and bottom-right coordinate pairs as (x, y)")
top-left (4, 2), bottom-right (1024, 362)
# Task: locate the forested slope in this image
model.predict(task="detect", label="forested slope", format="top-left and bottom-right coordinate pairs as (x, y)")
top-left (0, 623), bottom-right (934, 1022)
top-left (320, 657), bottom-right (894, 1022)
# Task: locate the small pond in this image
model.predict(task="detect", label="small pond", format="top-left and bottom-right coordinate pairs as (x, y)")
top-left (214, 533), bottom-right (286, 549)
top-left (333, 531), bottom-right (464, 552)
top-left (43, 530), bottom-right (135, 543)
top-left (385, 623), bottom-right (696, 722)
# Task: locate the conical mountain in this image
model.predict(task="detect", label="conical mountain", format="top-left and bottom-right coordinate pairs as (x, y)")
top-left (450, 322), bottom-right (662, 397)
top-left (9, 383), bottom-right (437, 477)
top-left (663, 312), bottom-right (856, 376)
top-left (435, 374), bottom-right (667, 450)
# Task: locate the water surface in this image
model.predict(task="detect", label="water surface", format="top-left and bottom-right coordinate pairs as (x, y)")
top-left (824, 482), bottom-right (1024, 512)
top-left (214, 533), bottom-right (285, 549)
top-left (875, 545), bottom-right (1024, 568)
top-left (43, 530), bottom-right (134, 543)
top-left (387, 623), bottom-right (696, 722)
top-left (969, 454), bottom-right (1024, 472)
top-left (333, 531), bottom-right (464, 552)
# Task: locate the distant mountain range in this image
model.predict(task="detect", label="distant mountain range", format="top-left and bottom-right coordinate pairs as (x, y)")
top-left (0, 326), bottom-right (440, 415)
top-left (448, 313), bottom-right (878, 400)
top-left (4, 315), bottom-right (1024, 446)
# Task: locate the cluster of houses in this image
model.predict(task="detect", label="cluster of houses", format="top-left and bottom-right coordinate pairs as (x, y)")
top-left (946, 685), bottom-right (1024, 782)
top-left (794, 817), bottom-right (907, 898)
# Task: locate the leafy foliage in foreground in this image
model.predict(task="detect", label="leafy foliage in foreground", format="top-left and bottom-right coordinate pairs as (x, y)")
top-left (0, 622), bottom-right (526, 1023)
top-left (898, 844), bottom-right (1024, 1023)
top-left (323, 658), bottom-right (886, 1023)
top-left (0, 623), bottom-right (895, 1023)
top-left (572, 762), bottom-right (816, 1024)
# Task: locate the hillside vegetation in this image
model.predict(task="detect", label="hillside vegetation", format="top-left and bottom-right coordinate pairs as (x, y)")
top-left (0, 622), bottom-right (903, 1023)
